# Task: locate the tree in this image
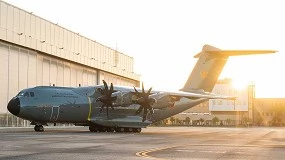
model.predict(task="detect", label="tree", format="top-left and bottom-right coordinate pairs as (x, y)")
top-left (199, 118), bottom-right (205, 125)
top-left (212, 116), bottom-right (219, 125)
top-left (226, 118), bottom-right (232, 126)
top-left (255, 116), bottom-right (264, 126)
top-left (170, 117), bottom-right (175, 125)
top-left (176, 118), bottom-right (182, 125)
top-left (271, 115), bottom-right (282, 126)
top-left (184, 117), bottom-right (190, 125)
top-left (242, 116), bottom-right (252, 126)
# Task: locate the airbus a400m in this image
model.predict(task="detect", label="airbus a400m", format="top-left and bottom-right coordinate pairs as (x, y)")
top-left (7, 45), bottom-right (276, 133)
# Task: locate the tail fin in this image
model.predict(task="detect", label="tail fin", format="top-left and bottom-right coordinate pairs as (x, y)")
top-left (181, 44), bottom-right (276, 93)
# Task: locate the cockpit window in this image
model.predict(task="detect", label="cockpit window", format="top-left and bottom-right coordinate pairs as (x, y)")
top-left (24, 92), bottom-right (29, 97)
top-left (30, 92), bottom-right (35, 97)
top-left (17, 92), bottom-right (25, 96)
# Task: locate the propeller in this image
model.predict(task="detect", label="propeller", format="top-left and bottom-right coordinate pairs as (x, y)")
top-left (96, 80), bottom-right (117, 118)
top-left (133, 82), bottom-right (156, 122)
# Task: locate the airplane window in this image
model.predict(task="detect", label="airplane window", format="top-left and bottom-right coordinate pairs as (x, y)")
top-left (30, 92), bottom-right (35, 97)
top-left (24, 92), bottom-right (29, 97)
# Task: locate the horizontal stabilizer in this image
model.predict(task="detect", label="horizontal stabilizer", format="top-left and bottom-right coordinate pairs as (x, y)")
top-left (194, 45), bottom-right (277, 58)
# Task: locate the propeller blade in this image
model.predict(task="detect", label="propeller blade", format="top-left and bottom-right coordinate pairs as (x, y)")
top-left (103, 80), bottom-right (108, 90)
top-left (132, 83), bottom-right (155, 122)
top-left (135, 105), bottom-right (144, 114)
top-left (147, 87), bottom-right (152, 95)
top-left (142, 108), bottom-right (147, 122)
top-left (134, 86), bottom-right (139, 94)
top-left (142, 82), bottom-right (145, 93)
top-left (110, 83), bottom-right (114, 92)
top-left (97, 80), bottom-right (118, 119)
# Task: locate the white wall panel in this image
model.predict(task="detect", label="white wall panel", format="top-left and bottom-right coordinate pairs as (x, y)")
top-left (19, 10), bottom-right (25, 32)
top-left (45, 22), bottom-right (50, 44)
top-left (19, 10), bottom-right (25, 45)
top-left (12, 6), bottom-right (20, 44)
top-left (35, 16), bottom-right (41, 41)
top-left (18, 49), bottom-right (28, 90)
top-left (30, 15), bottom-right (36, 48)
top-left (42, 58), bottom-right (50, 85)
top-left (50, 23), bottom-right (54, 49)
top-left (0, 43), bottom-right (9, 113)
top-left (24, 12), bottom-right (30, 37)
top-left (70, 65), bottom-right (77, 87)
top-left (0, 2), bottom-right (7, 28)
top-left (13, 7), bottom-right (19, 33)
top-left (36, 55), bottom-right (43, 85)
top-left (83, 69), bottom-right (88, 86)
top-left (0, 3), bottom-right (7, 40)
top-left (6, 5), bottom-right (13, 42)
top-left (50, 60), bottom-right (57, 86)
top-left (28, 51), bottom-right (37, 87)
top-left (63, 29), bottom-right (68, 51)
top-left (57, 62), bottom-right (64, 86)
top-left (87, 71), bottom-right (93, 85)
top-left (76, 67), bottom-right (83, 86)
top-left (64, 63), bottom-right (71, 87)
top-left (54, 25), bottom-right (59, 53)
top-left (8, 46), bottom-right (19, 99)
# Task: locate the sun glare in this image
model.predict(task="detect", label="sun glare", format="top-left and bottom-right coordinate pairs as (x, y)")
top-left (231, 79), bottom-right (249, 90)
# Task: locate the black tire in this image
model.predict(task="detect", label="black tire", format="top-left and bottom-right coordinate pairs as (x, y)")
top-left (34, 125), bottom-right (39, 132)
top-left (115, 127), bottom-right (124, 133)
top-left (125, 128), bottom-right (133, 132)
top-left (38, 125), bottom-right (44, 132)
top-left (135, 128), bottom-right (141, 133)
top-left (89, 126), bottom-right (97, 132)
top-left (99, 126), bottom-right (107, 132)
top-left (107, 127), bottom-right (115, 132)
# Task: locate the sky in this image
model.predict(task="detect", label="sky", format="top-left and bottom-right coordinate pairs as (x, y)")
top-left (3, 0), bottom-right (285, 98)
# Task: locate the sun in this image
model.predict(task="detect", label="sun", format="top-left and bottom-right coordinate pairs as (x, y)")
top-left (231, 78), bottom-right (250, 90)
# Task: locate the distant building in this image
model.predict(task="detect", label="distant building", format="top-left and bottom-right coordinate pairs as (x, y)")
top-left (173, 78), bottom-right (255, 126)
top-left (254, 98), bottom-right (285, 126)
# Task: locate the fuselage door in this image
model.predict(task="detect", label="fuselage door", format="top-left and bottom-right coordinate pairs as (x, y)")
top-left (50, 106), bottom-right (59, 121)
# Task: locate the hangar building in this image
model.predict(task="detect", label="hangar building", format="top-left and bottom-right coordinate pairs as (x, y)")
top-left (0, 1), bottom-right (140, 126)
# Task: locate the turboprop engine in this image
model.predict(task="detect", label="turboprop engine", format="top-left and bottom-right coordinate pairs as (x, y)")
top-left (111, 91), bottom-right (180, 109)
top-left (149, 93), bottom-right (180, 109)
top-left (111, 91), bottom-right (134, 107)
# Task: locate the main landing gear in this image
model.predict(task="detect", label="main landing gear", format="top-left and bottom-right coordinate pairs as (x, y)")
top-left (89, 125), bottom-right (141, 133)
top-left (34, 125), bottom-right (44, 132)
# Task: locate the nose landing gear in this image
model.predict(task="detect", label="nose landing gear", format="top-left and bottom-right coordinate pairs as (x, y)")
top-left (34, 125), bottom-right (44, 132)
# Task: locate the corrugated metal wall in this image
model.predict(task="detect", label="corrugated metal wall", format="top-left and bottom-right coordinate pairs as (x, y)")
top-left (0, 1), bottom-right (140, 126)
top-left (0, 1), bottom-right (140, 81)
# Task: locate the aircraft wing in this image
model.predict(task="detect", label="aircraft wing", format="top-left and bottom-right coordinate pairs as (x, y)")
top-left (159, 91), bottom-right (236, 100)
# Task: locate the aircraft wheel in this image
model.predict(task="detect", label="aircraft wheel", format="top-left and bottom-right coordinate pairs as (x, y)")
top-left (115, 127), bottom-right (124, 133)
top-left (99, 127), bottom-right (107, 132)
top-left (134, 128), bottom-right (141, 133)
top-left (38, 125), bottom-right (44, 132)
top-left (89, 126), bottom-right (97, 132)
top-left (125, 128), bottom-right (133, 132)
top-left (34, 125), bottom-right (44, 132)
top-left (34, 125), bottom-right (39, 132)
top-left (107, 127), bottom-right (115, 132)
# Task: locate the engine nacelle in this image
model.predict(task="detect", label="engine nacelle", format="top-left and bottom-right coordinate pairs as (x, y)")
top-left (150, 93), bottom-right (178, 109)
top-left (112, 91), bottom-right (135, 107)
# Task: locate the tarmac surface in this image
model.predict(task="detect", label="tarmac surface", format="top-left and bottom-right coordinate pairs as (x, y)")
top-left (1, 126), bottom-right (285, 160)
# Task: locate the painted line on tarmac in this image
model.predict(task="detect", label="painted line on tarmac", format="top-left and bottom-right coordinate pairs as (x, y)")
top-left (136, 143), bottom-right (285, 159)
top-left (136, 145), bottom-right (185, 160)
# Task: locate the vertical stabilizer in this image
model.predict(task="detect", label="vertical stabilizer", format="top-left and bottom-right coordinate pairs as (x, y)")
top-left (181, 45), bottom-right (276, 93)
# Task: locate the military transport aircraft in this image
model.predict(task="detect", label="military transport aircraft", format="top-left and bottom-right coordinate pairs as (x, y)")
top-left (7, 45), bottom-right (276, 133)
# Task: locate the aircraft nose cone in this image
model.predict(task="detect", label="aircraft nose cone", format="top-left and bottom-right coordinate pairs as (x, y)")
top-left (7, 97), bottom-right (20, 116)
